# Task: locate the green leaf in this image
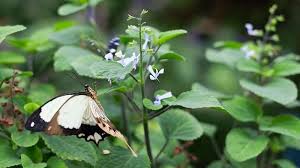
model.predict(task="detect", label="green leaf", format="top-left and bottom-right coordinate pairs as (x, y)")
top-left (0, 139), bottom-right (21, 167)
top-left (282, 136), bottom-right (300, 150)
top-left (24, 103), bottom-right (40, 115)
top-left (22, 146), bottom-right (43, 163)
top-left (0, 51), bottom-right (25, 64)
top-left (222, 96), bottom-right (262, 122)
top-left (214, 41), bottom-right (243, 49)
top-left (259, 115), bottom-right (300, 139)
top-left (47, 156), bottom-right (68, 168)
top-left (71, 55), bottom-right (102, 78)
top-left (11, 130), bottom-right (39, 147)
top-left (240, 78), bottom-right (297, 105)
top-left (273, 159), bottom-right (297, 168)
top-left (159, 52), bottom-right (185, 61)
top-left (21, 154), bottom-right (47, 168)
top-left (97, 146), bottom-right (150, 168)
top-left (273, 60), bottom-right (300, 77)
top-left (89, 0), bottom-right (103, 6)
top-left (171, 90), bottom-right (222, 109)
top-left (207, 160), bottom-right (231, 168)
top-left (97, 86), bottom-right (127, 95)
top-left (237, 58), bottom-right (261, 74)
top-left (191, 83), bottom-right (228, 98)
top-left (226, 128), bottom-right (269, 162)
top-left (206, 48), bottom-right (244, 68)
top-left (54, 46), bottom-right (99, 72)
top-left (58, 3), bottom-right (87, 16)
top-left (28, 84), bottom-right (56, 105)
top-left (0, 67), bottom-right (14, 81)
top-left (143, 98), bottom-right (163, 110)
top-left (49, 26), bottom-right (93, 45)
top-left (158, 29), bottom-right (187, 45)
top-left (0, 25), bottom-right (26, 43)
top-left (41, 135), bottom-right (97, 166)
top-left (158, 109), bottom-right (203, 140)
top-left (90, 60), bottom-right (133, 80)
top-left (200, 122), bottom-right (217, 137)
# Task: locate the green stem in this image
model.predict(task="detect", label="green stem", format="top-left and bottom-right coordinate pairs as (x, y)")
top-left (148, 106), bottom-right (172, 120)
top-left (138, 18), bottom-right (153, 166)
top-left (154, 138), bottom-right (169, 165)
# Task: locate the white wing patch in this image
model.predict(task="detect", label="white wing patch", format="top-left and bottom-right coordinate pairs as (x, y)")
top-left (40, 95), bottom-right (73, 122)
top-left (57, 95), bottom-right (90, 129)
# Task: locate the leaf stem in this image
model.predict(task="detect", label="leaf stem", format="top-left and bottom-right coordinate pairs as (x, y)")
top-left (154, 138), bottom-right (169, 165)
top-left (148, 106), bottom-right (172, 120)
top-left (138, 16), bottom-right (154, 166)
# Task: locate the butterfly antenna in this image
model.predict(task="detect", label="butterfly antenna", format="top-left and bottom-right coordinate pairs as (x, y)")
top-left (67, 72), bottom-right (85, 88)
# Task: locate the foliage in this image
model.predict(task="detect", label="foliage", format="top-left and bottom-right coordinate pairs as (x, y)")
top-left (0, 2), bottom-right (299, 168)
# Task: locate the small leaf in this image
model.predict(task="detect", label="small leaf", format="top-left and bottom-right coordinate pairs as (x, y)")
top-left (41, 135), bottom-right (98, 166)
top-left (206, 48), bottom-right (244, 68)
top-left (171, 90), bottom-right (222, 109)
top-left (0, 51), bottom-right (25, 64)
top-left (49, 26), bottom-right (93, 45)
top-left (259, 115), bottom-right (300, 139)
top-left (0, 139), bottom-right (21, 167)
top-left (222, 96), bottom-right (262, 122)
top-left (54, 46), bottom-right (99, 72)
top-left (22, 146), bottom-right (43, 163)
top-left (11, 130), bottom-right (39, 147)
top-left (0, 25), bottom-right (26, 43)
top-left (273, 159), bottom-right (297, 168)
top-left (159, 52), bottom-right (185, 61)
top-left (58, 3), bottom-right (87, 16)
top-left (143, 98), bottom-right (163, 111)
top-left (226, 128), bottom-right (269, 162)
top-left (21, 154), bottom-right (47, 168)
top-left (237, 58), bottom-right (261, 74)
top-left (47, 156), bottom-right (68, 168)
top-left (97, 146), bottom-right (150, 168)
top-left (24, 103), bottom-right (40, 115)
top-left (158, 29), bottom-right (187, 45)
top-left (240, 78), bottom-right (297, 105)
top-left (90, 60), bottom-right (133, 80)
top-left (273, 60), bottom-right (300, 77)
top-left (158, 109), bottom-right (203, 140)
top-left (200, 122), bottom-right (217, 137)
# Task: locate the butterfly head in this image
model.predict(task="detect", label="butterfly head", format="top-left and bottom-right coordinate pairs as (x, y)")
top-left (85, 84), bottom-right (97, 100)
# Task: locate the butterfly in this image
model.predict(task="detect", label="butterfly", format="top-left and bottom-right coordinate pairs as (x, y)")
top-left (25, 84), bottom-right (136, 156)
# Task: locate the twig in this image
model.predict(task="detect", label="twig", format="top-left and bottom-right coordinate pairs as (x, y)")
top-left (129, 73), bottom-right (139, 84)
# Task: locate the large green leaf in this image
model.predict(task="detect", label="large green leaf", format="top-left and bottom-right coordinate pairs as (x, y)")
top-left (207, 160), bottom-right (231, 168)
top-left (157, 29), bottom-right (187, 45)
top-left (54, 46), bottom-right (99, 72)
top-left (90, 60), bottom-right (133, 80)
top-left (0, 25), bottom-right (26, 43)
top-left (49, 26), bottom-right (93, 45)
top-left (11, 130), bottom-right (39, 147)
top-left (21, 154), bottom-right (47, 168)
top-left (97, 146), bottom-right (150, 168)
top-left (236, 58), bottom-right (261, 74)
top-left (222, 96), bottom-right (262, 122)
top-left (273, 60), bottom-right (300, 77)
top-left (71, 55), bottom-right (102, 78)
top-left (0, 139), bottom-right (21, 167)
top-left (41, 135), bottom-right (98, 166)
top-left (240, 78), bottom-right (297, 105)
top-left (226, 128), bottom-right (269, 162)
top-left (273, 159), bottom-right (297, 168)
top-left (0, 51), bottom-right (25, 64)
top-left (47, 156), bottom-right (68, 168)
top-left (158, 109), bottom-right (203, 140)
top-left (191, 83), bottom-right (228, 98)
top-left (206, 48), bottom-right (244, 68)
top-left (28, 84), bottom-right (56, 105)
top-left (259, 115), bottom-right (300, 139)
top-left (58, 3), bottom-right (87, 16)
top-left (171, 90), bottom-right (222, 109)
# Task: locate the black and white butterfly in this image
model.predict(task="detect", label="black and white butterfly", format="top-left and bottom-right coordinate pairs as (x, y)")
top-left (25, 84), bottom-right (136, 156)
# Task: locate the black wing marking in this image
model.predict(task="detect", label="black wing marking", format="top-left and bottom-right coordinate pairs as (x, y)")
top-left (64, 124), bottom-right (110, 145)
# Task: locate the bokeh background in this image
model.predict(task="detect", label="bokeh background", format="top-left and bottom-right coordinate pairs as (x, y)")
top-left (1, 0), bottom-right (300, 167)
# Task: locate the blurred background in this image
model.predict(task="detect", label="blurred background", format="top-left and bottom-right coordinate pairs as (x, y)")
top-left (1, 0), bottom-right (300, 167)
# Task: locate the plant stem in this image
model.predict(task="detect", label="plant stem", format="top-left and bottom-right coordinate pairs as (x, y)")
top-left (154, 138), bottom-right (169, 165)
top-left (138, 17), bottom-right (153, 166)
top-left (123, 93), bottom-right (142, 113)
top-left (121, 97), bottom-right (131, 145)
top-left (148, 106), bottom-right (172, 120)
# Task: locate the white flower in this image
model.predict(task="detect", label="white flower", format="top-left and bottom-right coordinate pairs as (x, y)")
top-left (132, 52), bottom-right (139, 70)
top-left (241, 45), bottom-right (255, 59)
top-left (245, 23), bottom-right (261, 36)
top-left (104, 53), bottom-right (114, 61)
top-left (154, 92), bottom-right (173, 105)
top-left (115, 51), bottom-right (125, 59)
top-left (117, 52), bottom-right (139, 70)
top-left (142, 33), bottom-right (150, 51)
top-left (147, 65), bottom-right (164, 81)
